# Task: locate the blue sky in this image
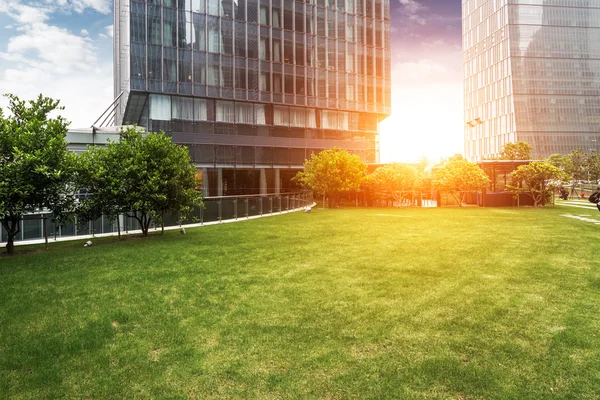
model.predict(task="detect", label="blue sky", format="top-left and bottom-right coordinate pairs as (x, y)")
top-left (0, 0), bottom-right (463, 162)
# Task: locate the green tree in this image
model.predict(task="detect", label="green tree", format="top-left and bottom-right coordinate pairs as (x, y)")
top-left (0, 94), bottom-right (77, 254)
top-left (567, 149), bottom-right (586, 181)
top-left (585, 150), bottom-right (600, 182)
top-left (78, 127), bottom-right (203, 237)
top-left (76, 144), bottom-right (127, 238)
top-left (365, 163), bottom-right (419, 205)
top-left (294, 148), bottom-right (366, 207)
top-left (433, 158), bottom-right (490, 207)
top-left (507, 162), bottom-right (568, 207)
top-left (499, 141), bottom-right (533, 160)
top-left (546, 153), bottom-right (570, 173)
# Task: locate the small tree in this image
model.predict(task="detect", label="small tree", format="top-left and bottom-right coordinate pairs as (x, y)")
top-left (567, 149), bottom-right (586, 181)
top-left (76, 145), bottom-right (127, 238)
top-left (365, 163), bottom-right (418, 205)
top-left (499, 141), bottom-right (533, 160)
top-left (585, 150), bottom-right (600, 182)
top-left (79, 127), bottom-right (203, 237)
top-left (433, 158), bottom-right (490, 207)
top-left (507, 162), bottom-right (568, 207)
top-left (294, 148), bottom-right (366, 207)
top-left (547, 153), bottom-right (570, 172)
top-left (0, 94), bottom-right (77, 255)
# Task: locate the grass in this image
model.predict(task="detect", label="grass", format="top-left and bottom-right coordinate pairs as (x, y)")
top-left (2, 206), bottom-right (600, 399)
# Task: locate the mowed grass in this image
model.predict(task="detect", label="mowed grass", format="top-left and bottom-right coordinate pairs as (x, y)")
top-left (2, 206), bottom-right (600, 399)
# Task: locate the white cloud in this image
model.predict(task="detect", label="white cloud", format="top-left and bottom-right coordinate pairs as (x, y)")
top-left (398, 0), bottom-right (427, 25)
top-left (99, 33), bottom-right (108, 39)
top-left (104, 24), bottom-right (113, 37)
top-left (0, 0), bottom-right (113, 127)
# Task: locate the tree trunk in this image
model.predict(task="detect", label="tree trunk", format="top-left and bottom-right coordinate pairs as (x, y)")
top-left (116, 216), bottom-right (121, 240)
top-left (2, 217), bottom-right (20, 255)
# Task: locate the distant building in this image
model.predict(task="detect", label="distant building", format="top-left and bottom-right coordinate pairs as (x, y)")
top-left (463, 0), bottom-right (600, 160)
top-left (113, 0), bottom-right (392, 196)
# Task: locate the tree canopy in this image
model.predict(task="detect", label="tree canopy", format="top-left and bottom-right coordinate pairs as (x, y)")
top-left (365, 163), bottom-right (420, 204)
top-left (499, 142), bottom-right (533, 160)
top-left (433, 159), bottom-right (490, 206)
top-left (77, 127), bottom-right (203, 236)
top-left (0, 94), bottom-right (77, 254)
top-left (294, 148), bottom-right (366, 207)
top-left (507, 161), bottom-right (568, 207)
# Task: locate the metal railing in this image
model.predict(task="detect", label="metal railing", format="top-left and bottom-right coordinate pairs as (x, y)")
top-left (0, 192), bottom-right (313, 245)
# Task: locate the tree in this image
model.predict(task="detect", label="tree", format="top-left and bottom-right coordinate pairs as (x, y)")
top-left (433, 159), bottom-right (490, 206)
top-left (585, 150), bottom-right (600, 182)
top-left (546, 153), bottom-right (570, 172)
top-left (76, 145), bottom-right (127, 238)
top-left (365, 163), bottom-right (419, 205)
top-left (0, 94), bottom-right (77, 254)
top-left (78, 127), bottom-right (203, 237)
top-left (507, 162), bottom-right (568, 207)
top-left (499, 141), bottom-right (533, 160)
top-left (567, 149), bottom-right (586, 181)
top-left (294, 148), bottom-right (366, 207)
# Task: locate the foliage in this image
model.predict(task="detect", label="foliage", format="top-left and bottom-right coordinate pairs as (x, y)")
top-left (77, 127), bottom-right (203, 236)
top-left (365, 163), bottom-right (419, 205)
top-left (499, 141), bottom-right (533, 160)
top-left (546, 153), bottom-right (570, 172)
top-left (567, 149), bottom-right (586, 181)
top-left (0, 94), bottom-right (77, 254)
top-left (294, 148), bottom-right (366, 207)
top-left (585, 150), bottom-right (600, 182)
top-left (433, 158), bottom-right (490, 206)
top-left (507, 161), bottom-right (568, 207)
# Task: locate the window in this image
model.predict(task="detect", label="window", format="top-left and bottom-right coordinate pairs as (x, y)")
top-left (295, 41), bottom-right (304, 66)
top-left (260, 71), bottom-right (271, 91)
top-left (235, 67), bottom-right (247, 88)
top-left (272, 7), bottom-right (281, 28)
top-left (208, 18), bottom-right (220, 52)
top-left (290, 107), bottom-right (305, 127)
top-left (260, 5), bottom-right (269, 25)
top-left (273, 73), bottom-right (283, 93)
top-left (285, 74), bottom-right (294, 94)
top-left (216, 101), bottom-right (235, 122)
top-left (150, 95), bottom-right (171, 121)
top-left (284, 40), bottom-right (293, 64)
top-left (172, 97), bottom-right (194, 120)
top-left (274, 105), bottom-right (290, 126)
top-left (236, 102), bottom-right (254, 124)
top-left (255, 104), bottom-right (267, 124)
top-left (235, 0), bottom-right (246, 19)
top-left (296, 76), bottom-right (305, 95)
top-left (260, 36), bottom-right (270, 60)
top-left (273, 39), bottom-right (282, 62)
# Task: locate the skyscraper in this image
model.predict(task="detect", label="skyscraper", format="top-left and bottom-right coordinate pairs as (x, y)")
top-left (463, 0), bottom-right (600, 160)
top-left (114, 0), bottom-right (391, 196)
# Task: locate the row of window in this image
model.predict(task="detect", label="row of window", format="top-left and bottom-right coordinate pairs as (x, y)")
top-left (182, 144), bottom-right (376, 164)
top-left (131, 2), bottom-right (390, 47)
top-left (148, 95), bottom-right (382, 130)
top-left (139, 0), bottom-right (390, 21)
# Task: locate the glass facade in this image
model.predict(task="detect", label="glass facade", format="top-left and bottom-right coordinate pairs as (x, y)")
top-left (463, 0), bottom-right (600, 160)
top-left (115, 0), bottom-right (391, 169)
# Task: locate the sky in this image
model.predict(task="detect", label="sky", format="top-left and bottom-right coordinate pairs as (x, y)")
top-left (0, 0), bottom-right (463, 163)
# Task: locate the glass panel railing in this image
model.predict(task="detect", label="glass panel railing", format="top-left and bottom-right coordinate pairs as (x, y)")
top-left (1, 192), bottom-right (311, 244)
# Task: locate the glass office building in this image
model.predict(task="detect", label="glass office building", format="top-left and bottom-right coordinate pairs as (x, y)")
top-left (463, 0), bottom-right (600, 160)
top-left (114, 0), bottom-right (391, 195)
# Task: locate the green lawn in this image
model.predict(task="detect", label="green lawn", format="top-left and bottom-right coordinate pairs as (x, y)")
top-left (2, 206), bottom-right (600, 399)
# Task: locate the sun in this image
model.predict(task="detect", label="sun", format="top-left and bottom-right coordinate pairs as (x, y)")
top-left (379, 83), bottom-right (464, 164)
